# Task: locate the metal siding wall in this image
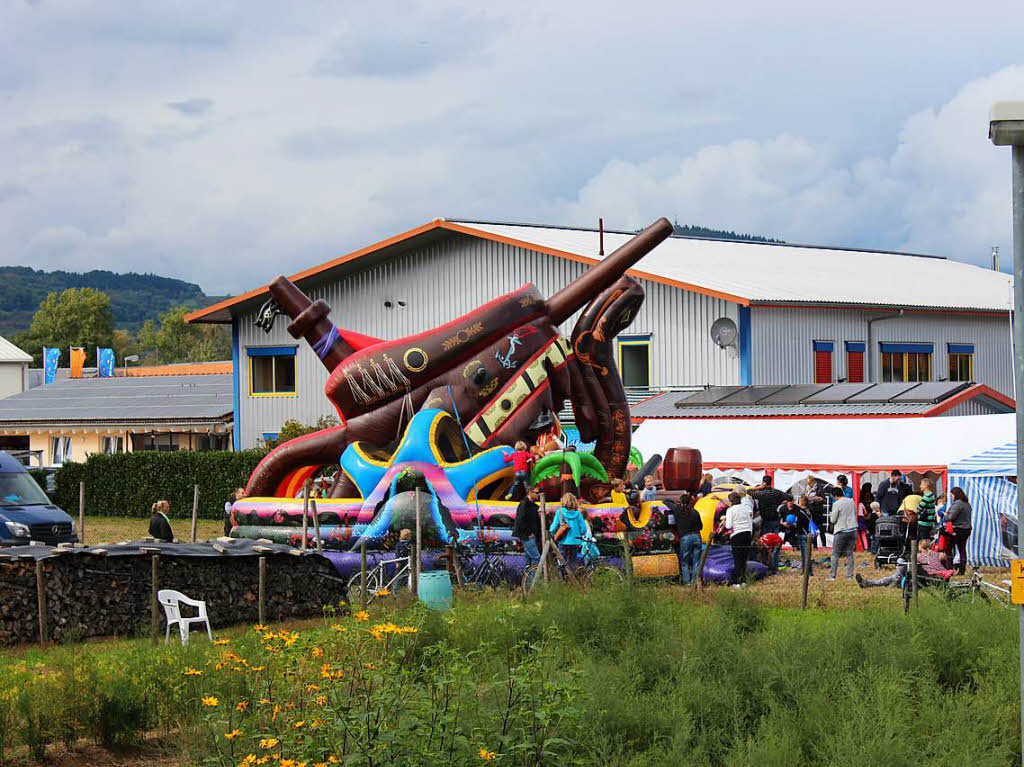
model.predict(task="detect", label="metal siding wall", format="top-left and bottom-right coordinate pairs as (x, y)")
top-left (750, 307), bottom-right (1013, 396)
top-left (940, 400), bottom-right (1000, 417)
top-left (235, 234), bottom-right (741, 447)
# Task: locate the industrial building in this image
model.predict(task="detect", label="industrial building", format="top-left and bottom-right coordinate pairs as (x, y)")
top-left (186, 219), bottom-right (1015, 449)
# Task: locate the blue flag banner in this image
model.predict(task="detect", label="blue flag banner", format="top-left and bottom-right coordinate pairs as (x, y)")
top-left (97, 348), bottom-right (115, 377)
top-left (43, 347), bottom-right (61, 385)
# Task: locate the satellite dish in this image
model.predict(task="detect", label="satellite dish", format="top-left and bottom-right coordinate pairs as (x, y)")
top-left (710, 317), bottom-right (738, 349)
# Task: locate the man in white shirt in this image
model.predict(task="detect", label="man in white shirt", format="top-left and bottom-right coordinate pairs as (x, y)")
top-left (828, 486), bottom-right (858, 580)
top-left (725, 491), bottom-right (753, 586)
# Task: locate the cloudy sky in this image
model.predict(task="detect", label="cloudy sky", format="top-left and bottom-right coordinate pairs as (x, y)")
top-left (2, 1), bottom-right (1024, 294)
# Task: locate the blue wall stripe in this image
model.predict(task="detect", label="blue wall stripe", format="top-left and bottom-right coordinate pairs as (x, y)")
top-left (879, 342), bottom-right (934, 353)
top-left (739, 305), bottom-right (752, 385)
top-left (948, 343), bottom-right (975, 354)
top-left (246, 345), bottom-right (297, 357)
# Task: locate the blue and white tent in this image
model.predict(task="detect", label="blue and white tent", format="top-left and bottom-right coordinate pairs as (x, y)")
top-left (948, 442), bottom-right (1018, 567)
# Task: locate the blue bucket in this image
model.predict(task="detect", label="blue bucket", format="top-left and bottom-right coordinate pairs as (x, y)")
top-left (417, 570), bottom-right (453, 611)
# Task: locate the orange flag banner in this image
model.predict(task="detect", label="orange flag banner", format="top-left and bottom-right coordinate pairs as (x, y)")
top-left (69, 347), bottom-right (86, 379)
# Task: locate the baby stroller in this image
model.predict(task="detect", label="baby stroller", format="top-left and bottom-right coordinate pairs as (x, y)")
top-left (874, 515), bottom-right (908, 567)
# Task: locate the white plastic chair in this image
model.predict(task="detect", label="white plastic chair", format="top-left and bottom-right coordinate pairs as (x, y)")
top-left (157, 589), bottom-right (213, 646)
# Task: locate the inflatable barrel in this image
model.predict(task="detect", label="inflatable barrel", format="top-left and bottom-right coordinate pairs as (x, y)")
top-left (663, 447), bottom-right (702, 492)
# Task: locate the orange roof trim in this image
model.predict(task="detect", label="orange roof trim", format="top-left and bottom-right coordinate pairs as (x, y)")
top-left (126, 361), bottom-right (233, 377)
top-left (185, 218), bottom-right (750, 324)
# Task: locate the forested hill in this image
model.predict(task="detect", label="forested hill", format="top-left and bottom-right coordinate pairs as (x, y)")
top-left (0, 267), bottom-right (225, 336)
top-left (671, 222), bottom-right (783, 243)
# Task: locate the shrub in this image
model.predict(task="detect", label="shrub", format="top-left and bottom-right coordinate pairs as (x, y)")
top-left (52, 450), bottom-right (266, 519)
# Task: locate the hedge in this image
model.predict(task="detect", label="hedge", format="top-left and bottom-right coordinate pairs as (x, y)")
top-left (52, 450), bottom-right (267, 519)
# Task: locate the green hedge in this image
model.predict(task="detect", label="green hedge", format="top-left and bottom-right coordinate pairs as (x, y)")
top-left (52, 450), bottom-right (267, 519)
top-left (28, 469), bottom-right (49, 493)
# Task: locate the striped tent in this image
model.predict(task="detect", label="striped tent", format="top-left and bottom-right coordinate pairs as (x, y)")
top-left (948, 442), bottom-right (1018, 567)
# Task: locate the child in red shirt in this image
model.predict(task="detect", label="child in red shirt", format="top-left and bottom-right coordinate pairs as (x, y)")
top-left (504, 441), bottom-right (534, 500)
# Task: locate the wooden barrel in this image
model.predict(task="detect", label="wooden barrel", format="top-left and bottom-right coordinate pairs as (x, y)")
top-left (663, 447), bottom-right (703, 492)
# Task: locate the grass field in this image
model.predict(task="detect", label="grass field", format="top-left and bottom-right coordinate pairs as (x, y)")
top-left (79, 516), bottom-right (225, 545)
top-left (0, 575), bottom-right (1018, 766)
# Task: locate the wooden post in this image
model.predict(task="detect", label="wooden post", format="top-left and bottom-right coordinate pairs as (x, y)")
top-left (911, 538), bottom-right (919, 609)
top-left (412, 488), bottom-right (422, 599)
top-left (801, 533), bottom-right (813, 610)
top-left (620, 533), bottom-right (634, 588)
top-left (301, 482), bottom-right (310, 551)
top-left (78, 481), bottom-right (85, 546)
top-left (539, 498), bottom-right (550, 582)
top-left (35, 561), bottom-right (48, 645)
top-left (151, 554), bottom-right (160, 643)
top-left (190, 484), bottom-right (200, 543)
top-left (258, 556), bottom-right (266, 625)
top-left (311, 499), bottom-right (323, 553)
top-left (359, 540), bottom-right (368, 611)
top-left (696, 537), bottom-right (712, 590)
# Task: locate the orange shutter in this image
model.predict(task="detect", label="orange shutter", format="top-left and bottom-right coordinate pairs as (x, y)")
top-left (847, 351), bottom-right (864, 383)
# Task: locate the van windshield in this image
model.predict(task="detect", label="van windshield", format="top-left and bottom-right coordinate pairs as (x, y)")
top-left (0, 473), bottom-right (51, 506)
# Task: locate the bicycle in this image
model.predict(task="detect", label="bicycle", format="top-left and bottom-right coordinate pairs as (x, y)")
top-left (521, 539), bottom-right (624, 593)
top-left (457, 540), bottom-right (518, 590)
top-left (942, 569), bottom-right (1011, 607)
top-left (346, 550), bottom-right (411, 606)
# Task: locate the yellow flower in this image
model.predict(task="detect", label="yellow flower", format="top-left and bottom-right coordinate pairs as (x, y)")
top-left (311, 718), bottom-right (325, 729)
top-left (225, 729), bottom-right (244, 740)
top-left (213, 638), bottom-right (230, 646)
top-left (249, 665), bottom-right (266, 673)
top-left (259, 737), bottom-right (279, 749)
top-left (272, 704), bottom-right (282, 721)
top-left (215, 662), bottom-right (227, 671)
top-left (311, 647), bottom-right (324, 659)
top-left (183, 668), bottom-right (203, 676)
top-left (315, 694), bottom-right (328, 706)
top-left (201, 695), bottom-right (219, 707)
top-left (240, 756), bottom-right (257, 766)
top-left (328, 758), bottom-right (341, 765)
top-left (256, 758), bottom-right (271, 765)
top-left (253, 624), bottom-right (268, 631)
top-left (330, 624), bottom-right (346, 632)
top-left (479, 749), bottom-right (497, 761)
top-left (258, 697), bottom-right (272, 705)
top-left (314, 763), bottom-right (328, 767)
top-left (353, 610), bottom-right (370, 621)
top-left (293, 720), bottom-right (306, 729)
top-left (236, 700), bottom-right (249, 712)
top-left (373, 588), bottom-right (390, 597)
top-left (306, 683), bottom-right (320, 692)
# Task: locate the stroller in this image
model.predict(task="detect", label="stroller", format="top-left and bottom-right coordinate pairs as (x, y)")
top-left (873, 515), bottom-right (908, 567)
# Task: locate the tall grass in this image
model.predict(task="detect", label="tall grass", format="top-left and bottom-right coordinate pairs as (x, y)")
top-left (0, 584), bottom-right (1017, 765)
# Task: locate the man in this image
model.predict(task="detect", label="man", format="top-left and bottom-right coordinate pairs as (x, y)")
top-left (875, 469), bottom-right (909, 517)
top-left (780, 497), bottom-right (813, 575)
top-left (801, 477), bottom-right (828, 548)
top-left (668, 491), bottom-right (702, 585)
top-left (512, 488), bottom-right (543, 569)
top-left (750, 475), bottom-right (790, 536)
top-left (828, 486), bottom-right (857, 580)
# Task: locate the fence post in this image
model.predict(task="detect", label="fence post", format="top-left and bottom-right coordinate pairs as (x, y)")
top-left (78, 481), bottom-right (85, 546)
top-left (359, 540), bottom-right (368, 611)
top-left (301, 482), bottom-right (310, 551)
top-left (258, 556), bottom-right (266, 625)
top-left (911, 538), bottom-right (919, 609)
top-left (190, 484), bottom-right (200, 543)
top-left (412, 488), bottom-right (421, 599)
top-left (801, 533), bottom-right (812, 610)
top-left (696, 537), bottom-right (712, 590)
top-left (620, 533), bottom-right (634, 588)
top-left (151, 554), bottom-right (160, 644)
top-left (311, 499), bottom-right (323, 553)
top-left (35, 560), bottom-right (48, 645)
top-left (539, 498), bottom-right (549, 582)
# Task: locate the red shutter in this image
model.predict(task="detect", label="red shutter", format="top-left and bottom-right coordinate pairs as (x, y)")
top-left (847, 351), bottom-right (864, 383)
top-left (814, 350), bottom-right (832, 384)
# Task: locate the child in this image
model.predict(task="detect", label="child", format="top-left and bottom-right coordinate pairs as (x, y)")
top-left (640, 475), bottom-right (658, 502)
top-left (609, 478), bottom-right (629, 507)
top-left (504, 441), bottom-right (534, 500)
top-left (916, 478), bottom-right (937, 541)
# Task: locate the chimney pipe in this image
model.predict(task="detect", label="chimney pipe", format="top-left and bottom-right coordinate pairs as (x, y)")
top-left (599, 217), bottom-right (604, 256)
top-left (992, 246), bottom-right (1000, 271)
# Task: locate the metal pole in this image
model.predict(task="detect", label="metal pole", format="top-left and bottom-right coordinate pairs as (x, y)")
top-left (190, 484), bottom-right (199, 543)
top-left (258, 556), bottom-right (266, 625)
top-left (78, 481), bottom-right (85, 546)
top-left (413, 488), bottom-right (422, 599)
top-left (311, 499), bottom-right (323, 553)
top-left (301, 481), bottom-right (310, 551)
top-left (1010, 143), bottom-right (1024, 764)
top-left (359, 539), bottom-right (368, 611)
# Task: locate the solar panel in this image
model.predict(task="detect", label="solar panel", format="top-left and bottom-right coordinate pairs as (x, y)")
top-left (716, 385), bottom-right (789, 405)
top-left (674, 386), bottom-right (747, 406)
top-left (801, 382), bottom-right (876, 404)
top-left (890, 381), bottom-right (971, 403)
top-left (845, 382), bottom-right (920, 402)
top-left (756, 384), bottom-right (832, 405)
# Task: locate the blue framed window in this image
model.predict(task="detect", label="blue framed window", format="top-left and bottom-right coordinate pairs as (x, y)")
top-left (617, 335), bottom-right (651, 388)
top-left (948, 343), bottom-right (975, 382)
top-left (247, 346), bottom-right (297, 396)
top-left (880, 343), bottom-right (933, 382)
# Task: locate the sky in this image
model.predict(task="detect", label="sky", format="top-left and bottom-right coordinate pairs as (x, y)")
top-left (2, 1), bottom-right (1024, 295)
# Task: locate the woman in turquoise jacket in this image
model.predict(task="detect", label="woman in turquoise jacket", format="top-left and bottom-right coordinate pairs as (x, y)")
top-left (550, 492), bottom-right (588, 568)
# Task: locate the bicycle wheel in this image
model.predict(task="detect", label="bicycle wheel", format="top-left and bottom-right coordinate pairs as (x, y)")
top-left (979, 582), bottom-right (1011, 607)
top-left (347, 567), bottom-right (383, 606)
top-left (585, 564), bottom-right (625, 589)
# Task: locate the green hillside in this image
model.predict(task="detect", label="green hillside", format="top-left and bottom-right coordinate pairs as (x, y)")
top-left (672, 221), bottom-right (783, 243)
top-left (0, 266), bottom-right (226, 337)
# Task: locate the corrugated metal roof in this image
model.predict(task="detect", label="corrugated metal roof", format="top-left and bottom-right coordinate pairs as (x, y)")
top-left (0, 374), bottom-right (233, 424)
top-left (0, 335), bottom-right (32, 363)
top-left (459, 221), bottom-right (1013, 311)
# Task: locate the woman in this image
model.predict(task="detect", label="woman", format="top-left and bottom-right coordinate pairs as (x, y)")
top-left (149, 500), bottom-right (174, 542)
top-left (857, 482), bottom-right (873, 551)
top-left (944, 487), bottom-right (972, 575)
top-left (724, 491), bottom-right (753, 587)
top-left (549, 492), bottom-right (587, 569)
top-left (697, 473), bottom-right (714, 499)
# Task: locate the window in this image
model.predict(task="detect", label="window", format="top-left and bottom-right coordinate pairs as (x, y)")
top-left (248, 347), bottom-right (297, 396)
top-left (101, 436), bottom-right (123, 454)
top-left (813, 341), bottom-right (833, 384)
top-left (50, 436), bottom-right (72, 466)
top-left (617, 336), bottom-right (651, 388)
top-left (880, 343), bottom-right (933, 382)
top-left (845, 342), bottom-right (865, 383)
top-left (948, 344), bottom-right (975, 382)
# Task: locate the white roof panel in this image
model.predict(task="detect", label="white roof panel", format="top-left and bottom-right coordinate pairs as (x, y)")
top-left (458, 222), bottom-right (1013, 311)
top-left (0, 335), bottom-right (32, 363)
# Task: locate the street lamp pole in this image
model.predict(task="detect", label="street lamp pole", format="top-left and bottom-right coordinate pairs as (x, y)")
top-left (990, 100), bottom-right (1024, 765)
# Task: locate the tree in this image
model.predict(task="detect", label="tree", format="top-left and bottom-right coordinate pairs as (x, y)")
top-left (14, 287), bottom-right (114, 366)
top-left (265, 415), bottom-right (340, 448)
top-left (136, 305), bottom-right (232, 364)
